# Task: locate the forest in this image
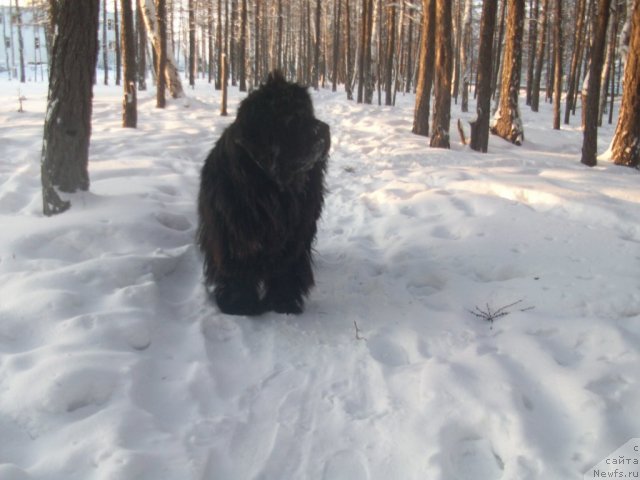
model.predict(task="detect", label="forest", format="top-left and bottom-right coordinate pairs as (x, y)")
top-left (0, 0), bottom-right (630, 215)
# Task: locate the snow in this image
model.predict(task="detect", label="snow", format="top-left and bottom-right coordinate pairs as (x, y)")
top-left (1, 79), bottom-right (639, 480)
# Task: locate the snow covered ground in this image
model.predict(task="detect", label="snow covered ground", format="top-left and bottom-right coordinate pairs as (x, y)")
top-left (0, 79), bottom-right (639, 480)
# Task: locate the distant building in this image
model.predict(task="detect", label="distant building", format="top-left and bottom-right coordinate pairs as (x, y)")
top-left (0, 5), bottom-right (118, 82)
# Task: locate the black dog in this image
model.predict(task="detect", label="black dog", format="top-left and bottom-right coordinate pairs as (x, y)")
top-left (197, 72), bottom-right (330, 315)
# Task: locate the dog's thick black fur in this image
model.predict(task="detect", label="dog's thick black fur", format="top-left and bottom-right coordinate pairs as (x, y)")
top-left (197, 71), bottom-right (330, 315)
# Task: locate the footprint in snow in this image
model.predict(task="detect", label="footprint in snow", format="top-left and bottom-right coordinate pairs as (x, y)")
top-left (322, 450), bottom-right (370, 480)
top-left (439, 425), bottom-right (504, 480)
top-left (368, 333), bottom-right (409, 367)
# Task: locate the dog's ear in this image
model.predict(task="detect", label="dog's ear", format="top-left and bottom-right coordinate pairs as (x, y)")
top-left (266, 70), bottom-right (286, 85)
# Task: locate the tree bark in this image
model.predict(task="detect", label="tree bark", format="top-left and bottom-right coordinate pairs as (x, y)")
top-left (140, 0), bottom-right (184, 98)
top-left (114, 0), bottom-right (121, 86)
top-left (102, 0), bottom-right (109, 85)
top-left (490, 0), bottom-right (525, 145)
top-left (239, 0), bottom-right (247, 91)
top-left (155, 0), bottom-right (167, 108)
top-left (470, 0), bottom-right (498, 152)
top-left (412, 0), bottom-right (436, 136)
top-left (531, 0), bottom-right (549, 111)
top-left (136, 0), bottom-right (147, 90)
top-left (384, 1), bottom-right (396, 106)
top-left (564, 0), bottom-right (586, 123)
top-left (121, 0), bottom-right (137, 128)
top-left (611, 0), bottom-right (640, 167)
top-left (580, 0), bottom-right (611, 166)
top-left (430, 0), bottom-right (453, 148)
top-left (460, 0), bottom-right (472, 112)
top-left (41, 0), bottom-right (100, 216)
top-left (552, 0), bottom-right (562, 130)
top-left (526, 0), bottom-right (539, 105)
top-left (189, 0), bottom-right (195, 87)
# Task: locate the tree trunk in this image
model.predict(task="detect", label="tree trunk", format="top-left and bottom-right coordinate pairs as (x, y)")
top-left (412, 0), bottom-right (436, 136)
top-left (141, 0), bottom-right (184, 98)
top-left (490, 0), bottom-right (525, 145)
top-left (215, 0), bottom-right (222, 89)
top-left (103, 0), bottom-right (109, 84)
top-left (384, 1), bottom-right (396, 106)
top-left (136, 0), bottom-right (147, 90)
top-left (189, 0), bottom-right (195, 87)
top-left (254, 0), bottom-right (261, 85)
top-left (239, 0), bottom-right (247, 91)
top-left (313, 0), bottom-right (321, 89)
top-left (580, 0), bottom-right (611, 166)
top-left (491, 0), bottom-right (507, 98)
top-left (470, 0), bottom-right (498, 152)
top-left (114, 0), bottom-right (121, 86)
top-left (552, 0), bottom-right (562, 130)
top-left (564, 0), bottom-right (586, 123)
top-left (460, 0), bottom-right (472, 112)
top-left (345, 0), bottom-right (354, 99)
top-left (41, 0), bottom-right (100, 216)
top-left (610, 0), bottom-right (639, 167)
top-left (332, 0), bottom-right (341, 92)
top-left (121, 0), bottom-right (137, 128)
top-left (155, 0), bottom-right (167, 108)
top-left (430, 0), bottom-right (453, 148)
top-left (526, 0), bottom-right (539, 105)
top-left (531, 0), bottom-right (549, 111)
top-left (598, 3), bottom-right (618, 125)
top-left (14, 0), bottom-right (25, 82)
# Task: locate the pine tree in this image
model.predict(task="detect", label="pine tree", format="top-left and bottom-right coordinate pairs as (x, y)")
top-left (490, 0), bottom-right (525, 145)
top-left (121, 0), bottom-right (137, 128)
top-left (580, 0), bottom-right (611, 166)
top-left (611, 0), bottom-right (640, 167)
top-left (41, 0), bottom-right (100, 216)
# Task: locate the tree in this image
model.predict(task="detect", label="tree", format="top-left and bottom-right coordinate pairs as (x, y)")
top-left (430, 0), bottom-right (453, 148)
top-left (41, 0), bottom-right (100, 216)
top-left (470, 0), bottom-right (499, 152)
top-left (564, 0), bottom-right (587, 123)
top-left (552, 0), bottom-right (562, 130)
top-left (525, 0), bottom-right (539, 105)
top-left (239, 0), bottom-right (247, 91)
top-left (531, 0), bottom-right (549, 112)
top-left (113, 0), bottom-right (121, 86)
top-left (136, 0), bottom-right (147, 90)
top-left (102, 0), bottom-right (109, 85)
top-left (460, 0), bottom-right (473, 113)
top-left (412, 0), bottom-right (436, 136)
top-left (313, 0), bottom-right (321, 90)
top-left (14, 0), bottom-right (25, 83)
top-left (580, 0), bottom-right (611, 166)
top-left (610, 0), bottom-right (640, 167)
top-left (189, 0), bottom-right (195, 87)
top-left (121, 0), bottom-right (137, 128)
top-left (490, 0), bottom-right (525, 145)
top-left (140, 0), bottom-right (184, 99)
top-left (156, 0), bottom-right (167, 108)
top-left (384, 1), bottom-right (397, 106)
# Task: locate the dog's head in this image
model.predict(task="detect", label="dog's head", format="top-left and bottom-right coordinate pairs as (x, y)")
top-left (233, 71), bottom-right (330, 190)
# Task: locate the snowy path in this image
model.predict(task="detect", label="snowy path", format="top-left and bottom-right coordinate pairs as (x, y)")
top-left (0, 82), bottom-right (639, 480)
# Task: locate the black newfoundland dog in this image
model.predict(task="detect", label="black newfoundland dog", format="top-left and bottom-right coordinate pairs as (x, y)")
top-left (197, 72), bottom-right (330, 315)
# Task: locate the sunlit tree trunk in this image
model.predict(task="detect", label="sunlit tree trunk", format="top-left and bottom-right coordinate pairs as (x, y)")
top-left (412, 0), bottom-right (436, 136)
top-left (611, 0), bottom-right (640, 168)
top-left (430, 0), bottom-right (452, 148)
top-left (491, 0), bottom-right (525, 145)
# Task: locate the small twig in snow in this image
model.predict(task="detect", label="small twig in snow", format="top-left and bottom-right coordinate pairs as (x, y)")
top-left (468, 299), bottom-right (534, 326)
top-left (353, 320), bottom-right (367, 341)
